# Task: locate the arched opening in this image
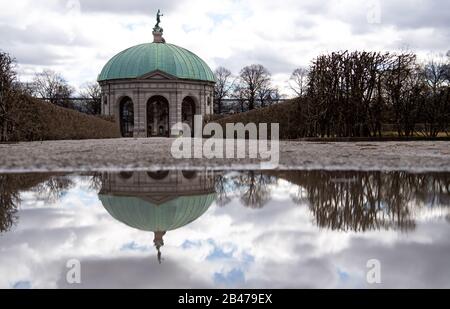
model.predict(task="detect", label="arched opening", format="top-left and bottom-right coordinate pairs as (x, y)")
top-left (119, 172), bottom-right (134, 180)
top-left (182, 171), bottom-right (197, 180)
top-left (147, 96), bottom-right (169, 137)
top-left (182, 97), bottom-right (196, 137)
top-left (119, 97), bottom-right (134, 137)
top-left (147, 171), bottom-right (170, 180)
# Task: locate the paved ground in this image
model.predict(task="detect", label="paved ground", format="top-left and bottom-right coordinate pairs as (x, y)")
top-left (0, 138), bottom-right (449, 172)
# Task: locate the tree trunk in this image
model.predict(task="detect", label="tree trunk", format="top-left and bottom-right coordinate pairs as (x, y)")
top-left (1, 121), bottom-right (7, 142)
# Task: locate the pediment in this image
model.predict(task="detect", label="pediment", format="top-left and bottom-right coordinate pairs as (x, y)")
top-left (139, 70), bottom-right (177, 80)
top-left (142, 195), bottom-right (178, 205)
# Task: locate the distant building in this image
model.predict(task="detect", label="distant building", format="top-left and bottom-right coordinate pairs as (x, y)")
top-left (98, 12), bottom-right (215, 138)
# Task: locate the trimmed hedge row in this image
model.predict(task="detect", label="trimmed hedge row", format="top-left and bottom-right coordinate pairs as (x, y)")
top-left (213, 99), bottom-right (450, 141)
top-left (8, 95), bottom-right (121, 141)
top-left (214, 99), bottom-right (303, 140)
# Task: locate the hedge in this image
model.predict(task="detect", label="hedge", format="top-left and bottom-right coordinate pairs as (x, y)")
top-left (7, 94), bottom-right (121, 141)
top-left (214, 99), bottom-right (303, 140)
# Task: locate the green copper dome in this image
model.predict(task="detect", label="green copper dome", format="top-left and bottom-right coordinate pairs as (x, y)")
top-left (98, 43), bottom-right (215, 83)
top-left (99, 193), bottom-right (216, 232)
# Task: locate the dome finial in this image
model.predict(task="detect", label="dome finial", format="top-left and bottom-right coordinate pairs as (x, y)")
top-left (153, 9), bottom-right (165, 43)
top-left (154, 231), bottom-right (166, 264)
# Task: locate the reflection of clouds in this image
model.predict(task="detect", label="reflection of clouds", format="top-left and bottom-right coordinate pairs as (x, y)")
top-left (57, 256), bottom-right (211, 289)
top-left (333, 222), bottom-right (450, 288)
top-left (13, 281), bottom-right (31, 289)
top-left (120, 241), bottom-right (151, 253)
top-left (0, 173), bottom-right (450, 288)
top-left (214, 268), bottom-right (245, 287)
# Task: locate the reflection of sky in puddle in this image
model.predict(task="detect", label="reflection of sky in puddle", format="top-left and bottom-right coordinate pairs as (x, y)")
top-left (0, 171), bottom-right (450, 289)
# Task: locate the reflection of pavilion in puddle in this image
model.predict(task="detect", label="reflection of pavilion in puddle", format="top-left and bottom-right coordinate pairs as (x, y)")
top-left (98, 170), bottom-right (216, 263)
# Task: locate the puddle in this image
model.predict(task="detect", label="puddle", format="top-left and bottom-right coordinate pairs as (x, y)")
top-left (1, 170), bottom-right (449, 288)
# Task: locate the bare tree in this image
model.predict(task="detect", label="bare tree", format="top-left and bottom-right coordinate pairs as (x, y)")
top-left (282, 170), bottom-right (421, 232)
top-left (233, 171), bottom-right (275, 209)
top-left (307, 51), bottom-right (392, 137)
top-left (214, 67), bottom-right (234, 114)
top-left (424, 57), bottom-right (448, 92)
top-left (257, 83), bottom-right (281, 108)
top-left (443, 50), bottom-right (450, 82)
top-left (88, 172), bottom-right (103, 193)
top-left (32, 70), bottom-right (74, 109)
top-left (0, 51), bottom-right (17, 142)
top-left (215, 174), bottom-right (232, 207)
top-left (232, 83), bottom-right (248, 113)
top-left (32, 176), bottom-right (74, 203)
top-left (384, 53), bottom-right (422, 136)
top-left (289, 67), bottom-right (309, 97)
top-left (420, 55), bottom-right (450, 137)
top-left (0, 174), bottom-right (19, 233)
top-left (79, 82), bottom-right (102, 115)
top-left (304, 50), bottom-right (450, 139)
top-left (238, 64), bottom-right (271, 110)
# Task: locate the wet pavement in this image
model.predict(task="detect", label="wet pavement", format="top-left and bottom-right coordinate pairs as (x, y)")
top-left (0, 139), bottom-right (449, 172)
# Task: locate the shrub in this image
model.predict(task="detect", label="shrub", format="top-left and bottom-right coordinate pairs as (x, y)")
top-left (7, 94), bottom-right (120, 141)
top-left (215, 99), bottom-right (304, 140)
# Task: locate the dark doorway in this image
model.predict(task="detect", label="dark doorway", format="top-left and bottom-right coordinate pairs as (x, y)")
top-left (147, 171), bottom-right (170, 180)
top-left (147, 96), bottom-right (170, 137)
top-left (182, 171), bottom-right (197, 180)
top-left (182, 97), bottom-right (196, 137)
top-left (119, 97), bottom-right (134, 138)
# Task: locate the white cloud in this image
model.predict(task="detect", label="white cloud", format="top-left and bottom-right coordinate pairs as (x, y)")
top-left (0, 0), bottom-right (448, 96)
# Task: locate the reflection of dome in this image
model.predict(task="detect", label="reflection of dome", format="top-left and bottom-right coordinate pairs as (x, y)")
top-left (99, 194), bottom-right (216, 232)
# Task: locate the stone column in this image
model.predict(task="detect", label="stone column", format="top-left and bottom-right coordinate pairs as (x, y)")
top-left (169, 90), bottom-right (182, 137)
top-left (199, 86), bottom-right (207, 116)
top-left (134, 88), bottom-right (146, 138)
top-left (153, 103), bottom-right (157, 136)
top-left (112, 93), bottom-right (120, 125)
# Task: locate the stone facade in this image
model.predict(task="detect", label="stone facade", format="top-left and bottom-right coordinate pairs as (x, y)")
top-left (99, 71), bottom-right (215, 138)
top-left (99, 170), bottom-right (217, 199)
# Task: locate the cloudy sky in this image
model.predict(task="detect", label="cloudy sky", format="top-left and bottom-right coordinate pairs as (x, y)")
top-left (1, 172), bottom-right (450, 288)
top-left (0, 0), bottom-right (449, 96)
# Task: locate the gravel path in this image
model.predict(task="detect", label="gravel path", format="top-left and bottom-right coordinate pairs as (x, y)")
top-left (0, 138), bottom-right (449, 172)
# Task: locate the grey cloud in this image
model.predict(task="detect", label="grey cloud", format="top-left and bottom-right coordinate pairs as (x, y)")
top-left (56, 256), bottom-right (210, 288)
top-left (10, 47), bottom-right (70, 66)
top-left (213, 49), bottom-right (296, 75)
top-left (246, 257), bottom-right (337, 289)
top-left (296, 0), bottom-right (331, 15)
top-left (0, 23), bottom-right (92, 47)
top-left (78, 0), bottom-right (178, 15)
top-left (354, 1), bottom-right (450, 53)
top-left (213, 197), bottom-right (306, 225)
top-left (380, 0), bottom-right (450, 31)
top-left (244, 220), bottom-right (450, 289)
top-left (335, 222), bottom-right (450, 288)
top-left (1, 225), bottom-right (98, 255)
top-left (391, 30), bottom-right (450, 52)
top-left (0, 22), bottom-right (91, 66)
top-left (330, 0), bottom-right (450, 32)
top-left (308, 0), bottom-right (450, 48)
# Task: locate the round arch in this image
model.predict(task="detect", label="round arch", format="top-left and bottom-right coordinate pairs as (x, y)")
top-left (182, 171), bottom-right (197, 180)
top-left (119, 97), bottom-right (134, 138)
top-left (119, 172), bottom-right (134, 180)
top-left (182, 96), bottom-right (197, 137)
top-left (147, 96), bottom-right (170, 137)
top-left (147, 171), bottom-right (170, 180)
